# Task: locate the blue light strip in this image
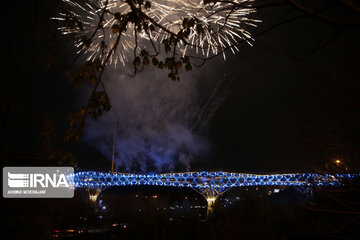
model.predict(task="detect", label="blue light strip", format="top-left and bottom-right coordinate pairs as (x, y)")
top-left (73, 171), bottom-right (359, 189)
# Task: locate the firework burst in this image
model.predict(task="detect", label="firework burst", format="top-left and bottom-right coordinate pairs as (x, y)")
top-left (53, 0), bottom-right (259, 67)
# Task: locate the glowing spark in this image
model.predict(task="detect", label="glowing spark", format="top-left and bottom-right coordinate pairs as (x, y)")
top-left (53, 0), bottom-right (259, 67)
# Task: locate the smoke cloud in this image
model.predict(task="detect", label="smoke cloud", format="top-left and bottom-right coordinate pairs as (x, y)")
top-left (83, 67), bottom-right (230, 173)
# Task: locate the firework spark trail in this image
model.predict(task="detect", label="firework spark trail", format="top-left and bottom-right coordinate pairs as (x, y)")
top-left (192, 75), bottom-right (233, 133)
top-left (53, 0), bottom-right (259, 67)
top-left (52, 1), bottom-right (253, 171)
top-left (163, 0), bottom-right (259, 56)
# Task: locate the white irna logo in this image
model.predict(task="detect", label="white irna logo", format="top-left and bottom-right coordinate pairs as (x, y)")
top-left (8, 172), bottom-right (69, 188)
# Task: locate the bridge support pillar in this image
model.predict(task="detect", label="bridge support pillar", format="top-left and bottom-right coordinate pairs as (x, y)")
top-left (86, 186), bottom-right (105, 205)
top-left (195, 186), bottom-right (228, 216)
top-left (295, 186), bottom-right (314, 199)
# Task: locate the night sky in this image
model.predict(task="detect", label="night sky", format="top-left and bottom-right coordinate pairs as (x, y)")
top-left (2, 0), bottom-right (359, 173)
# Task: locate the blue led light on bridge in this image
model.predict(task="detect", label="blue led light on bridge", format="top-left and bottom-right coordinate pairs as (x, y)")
top-left (73, 171), bottom-right (359, 189)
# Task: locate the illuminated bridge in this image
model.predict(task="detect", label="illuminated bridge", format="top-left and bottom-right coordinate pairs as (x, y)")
top-left (74, 171), bottom-right (359, 213)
